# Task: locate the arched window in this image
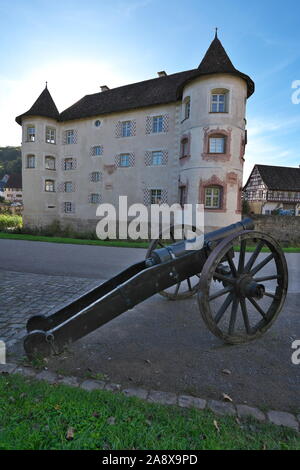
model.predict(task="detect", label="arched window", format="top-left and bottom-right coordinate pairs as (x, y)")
top-left (205, 186), bottom-right (222, 209)
top-left (45, 156), bottom-right (56, 170)
top-left (210, 89), bottom-right (229, 113)
top-left (45, 179), bottom-right (55, 192)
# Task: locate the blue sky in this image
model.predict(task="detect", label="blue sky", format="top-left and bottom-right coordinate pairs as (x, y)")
top-left (1, 0), bottom-right (300, 181)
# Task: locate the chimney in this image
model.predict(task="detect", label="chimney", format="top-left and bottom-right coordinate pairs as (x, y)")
top-left (100, 85), bottom-right (109, 92)
top-left (157, 71), bottom-right (167, 77)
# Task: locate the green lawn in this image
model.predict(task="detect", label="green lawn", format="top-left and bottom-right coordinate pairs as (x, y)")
top-left (0, 231), bottom-right (299, 252)
top-left (0, 232), bottom-right (149, 249)
top-left (0, 374), bottom-right (299, 450)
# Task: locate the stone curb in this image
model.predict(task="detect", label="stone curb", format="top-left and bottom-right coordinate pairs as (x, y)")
top-left (1, 363), bottom-right (299, 433)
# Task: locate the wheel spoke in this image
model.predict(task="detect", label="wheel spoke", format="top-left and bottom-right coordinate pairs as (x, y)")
top-left (254, 275), bottom-right (279, 282)
top-left (226, 254), bottom-right (237, 277)
top-left (174, 282), bottom-right (181, 296)
top-left (215, 293), bottom-right (233, 324)
top-left (250, 254), bottom-right (274, 276)
top-left (187, 278), bottom-right (192, 291)
top-left (238, 239), bottom-right (247, 274)
top-left (209, 286), bottom-right (233, 302)
top-left (228, 296), bottom-right (239, 335)
top-left (213, 272), bottom-right (236, 285)
top-left (247, 297), bottom-right (267, 320)
top-left (264, 292), bottom-right (278, 299)
top-left (244, 241), bottom-right (265, 272)
top-left (240, 297), bottom-right (251, 334)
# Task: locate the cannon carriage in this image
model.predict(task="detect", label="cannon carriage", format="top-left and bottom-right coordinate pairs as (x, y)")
top-left (24, 218), bottom-right (288, 358)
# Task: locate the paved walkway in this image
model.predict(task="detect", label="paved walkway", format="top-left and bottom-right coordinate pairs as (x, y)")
top-left (0, 270), bottom-right (101, 347)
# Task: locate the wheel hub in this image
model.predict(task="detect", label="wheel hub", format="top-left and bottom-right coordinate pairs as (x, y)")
top-left (235, 273), bottom-right (265, 299)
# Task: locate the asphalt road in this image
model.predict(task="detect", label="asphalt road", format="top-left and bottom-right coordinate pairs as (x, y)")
top-left (0, 238), bottom-right (299, 292)
top-left (1, 239), bottom-right (300, 411)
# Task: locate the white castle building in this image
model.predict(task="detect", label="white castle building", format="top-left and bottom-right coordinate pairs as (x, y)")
top-left (16, 33), bottom-right (254, 234)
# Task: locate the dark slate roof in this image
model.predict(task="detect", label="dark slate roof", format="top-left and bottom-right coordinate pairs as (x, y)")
top-left (244, 165), bottom-right (300, 191)
top-left (16, 36), bottom-right (254, 125)
top-left (15, 87), bottom-right (59, 125)
top-left (5, 173), bottom-right (22, 189)
top-left (59, 69), bottom-right (197, 122)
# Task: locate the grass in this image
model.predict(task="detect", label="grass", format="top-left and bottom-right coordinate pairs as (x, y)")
top-left (0, 374), bottom-right (299, 450)
top-left (0, 232), bottom-right (149, 249)
top-left (0, 231), bottom-right (299, 252)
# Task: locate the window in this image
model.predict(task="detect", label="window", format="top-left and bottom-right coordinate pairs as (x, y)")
top-left (64, 181), bottom-right (73, 193)
top-left (45, 179), bottom-right (55, 192)
top-left (45, 156), bottom-right (55, 170)
top-left (64, 158), bottom-right (75, 170)
top-left (64, 202), bottom-right (74, 213)
top-left (209, 136), bottom-right (225, 154)
top-left (46, 127), bottom-right (56, 144)
top-left (184, 97), bottom-right (190, 120)
top-left (179, 186), bottom-right (187, 207)
top-left (91, 146), bottom-right (103, 156)
top-left (90, 171), bottom-right (101, 182)
top-left (211, 91), bottom-right (228, 113)
top-left (152, 116), bottom-right (163, 133)
top-left (151, 151), bottom-right (163, 166)
top-left (151, 189), bottom-right (162, 204)
top-left (121, 121), bottom-right (132, 137)
top-left (119, 154), bottom-right (130, 167)
top-left (65, 130), bottom-right (75, 144)
top-left (90, 193), bottom-right (100, 204)
top-left (181, 138), bottom-right (189, 157)
top-left (94, 120), bottom-right (101, 127)
top-left (205, 187), bottom-right (221, 209)
top-left (26, 155), bottom-right (35, 168)
top-left (26, 126), bottom-right (35, 142)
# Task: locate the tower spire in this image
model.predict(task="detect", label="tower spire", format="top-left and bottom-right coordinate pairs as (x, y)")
top-left (215, 27), bottom-right (218, 38)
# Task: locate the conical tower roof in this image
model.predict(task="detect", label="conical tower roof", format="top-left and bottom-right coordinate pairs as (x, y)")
top-left (16, 85), bottom-right (59, 125)
top-left (198, 33), bottom-right (236, 73)
top-left (177, 33), bottom-right (254, 98)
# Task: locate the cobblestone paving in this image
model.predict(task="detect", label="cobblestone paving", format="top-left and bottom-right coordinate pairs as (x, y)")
top-left (0, 270), bottom-right (101, 347)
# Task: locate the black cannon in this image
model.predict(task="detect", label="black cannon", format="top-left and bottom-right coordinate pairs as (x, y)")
top-left (24, 218), bottom-right (288, 358)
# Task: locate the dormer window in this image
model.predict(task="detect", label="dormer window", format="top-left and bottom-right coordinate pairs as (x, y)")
top-left (210, 89), bottom-right (229, 113)
top-left (26, 125), bottom-right (35, 142)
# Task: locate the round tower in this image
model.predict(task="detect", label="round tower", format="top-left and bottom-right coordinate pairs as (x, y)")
top-left (16, 85), bottom-right (60, 228)
top-left (178, 33), bottom-right (254, 231)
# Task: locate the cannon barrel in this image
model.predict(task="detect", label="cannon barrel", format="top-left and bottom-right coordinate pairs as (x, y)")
top-left (148, 218), bottom-right (255, 265)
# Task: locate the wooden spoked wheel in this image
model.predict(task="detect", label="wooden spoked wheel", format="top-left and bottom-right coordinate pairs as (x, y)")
top-left (146, 225), bottom-right (202, 300)
top-left (198, 231), bottom-right (288, 344)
